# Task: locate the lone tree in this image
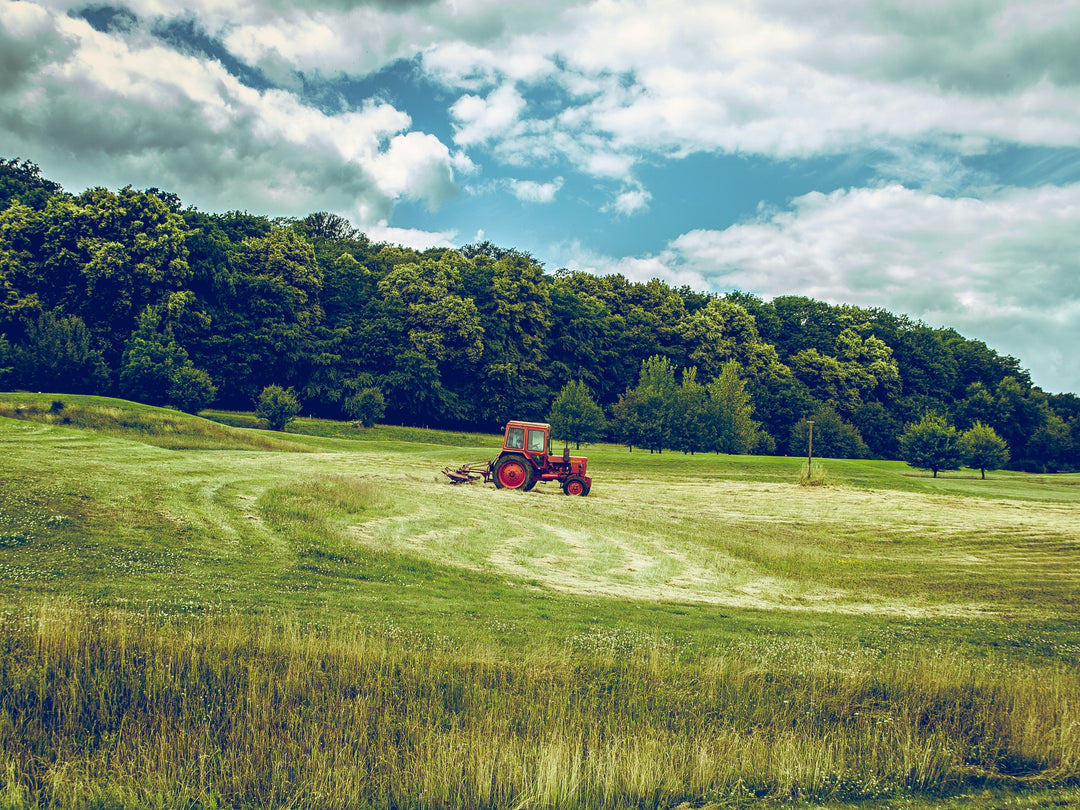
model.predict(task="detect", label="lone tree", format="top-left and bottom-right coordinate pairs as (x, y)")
top-left (960, 421), bottom-right (1009, 479)
top-left (257, 384), bottom-right (301, 431)
top-left (899, 413), bottom-right (963, 477)
top-left (344, 386), bottom-right (386, 428)
top-left (547, 380), bottom-right (606, 449)
top-left (169, 365), bottom-right (217, 414)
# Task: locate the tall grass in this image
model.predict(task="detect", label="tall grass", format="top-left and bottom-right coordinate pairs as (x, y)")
top-left (0, 396), bottom-right (306, 452)
top-left (1, 603), bottom-right (1076, 809)
top-left (799, 462), bottom-right (827, 487)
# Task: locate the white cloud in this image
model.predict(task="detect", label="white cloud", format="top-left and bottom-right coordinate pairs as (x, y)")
top-left (553, 181), bottom-right (1080, 392)
top-left (0, 1), bottom-right (460, 225)
top-left (661, 183), bottom-right (1080, 392)
top-left (364, 224), bottom-right (459, 251)
top-left (449, 82), bottom-right (526, 146)
top-left (369, 131), bottom-right (456, 207)
top-left (208, 0), bottom-right (576, 82)
top-left (28, 0), bottom-right (1080, 174)
top-left (603, 185), bottom-right (651, 216)
top-left (557, 240), bottom-right (703, 290)
top-left (415, 0), bottom-right (1080, 178)
top-left (6, 0), bottom-right (1080, 394)
top-left (507, 176), bottom-right (563, 203)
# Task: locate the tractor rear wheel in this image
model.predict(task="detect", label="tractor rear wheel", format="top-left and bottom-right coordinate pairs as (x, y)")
top-left (562, 476), bottom-right (589, 496)
top-left (494, 455), bottom-right (533, 490)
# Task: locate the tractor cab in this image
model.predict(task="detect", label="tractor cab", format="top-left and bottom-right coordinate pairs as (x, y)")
top-left (494, 421), bottom-right (591, 496)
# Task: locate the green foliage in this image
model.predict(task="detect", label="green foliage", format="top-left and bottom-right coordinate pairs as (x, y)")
top-left (1025, 405), bottom-right (1072, 473)
top-left (0, 334), bottom-right (12, 389)
top-left (680, 298), bottom-right (781, 380)
top-left (2, 161), bottom-right (1076, 473)
top-left (470, 250), bottom-right (553, 424)
top-left (384, 350), bottom-right (453, 425)
top-left (852, 401), bottom-right (902, 459)
top-left (611, 355), bottom-right (676, 452)
top-left (993, 376), bottom-right (1042, 457)
top-left (379, 257), bottom-right (483, 365)
top-left (343, 386), bottom-right (386, 428)
top-left (671, 366), bottom-right (709, 454)
top-left (789, 405), bottom-right (870, 460)
top-left (11, 311), bottom-right (110, 394)
top-left (955, 381), bottom-right (997, 430)
top-left (959, 421), bottom-right (1009, 479)
top-left (547, 379), bottom-right (606, 448)
top-left (546, 284), bottom-right (620, 401)
top-left (788, 329), bottom-right (899, 417)
top-left (900, 412), bottom-right (963, 477)
top-left (257, 384), bottom-right (302, 431)
top-left (0, 158), bottom-right (63, 211)
top-left (611, 359), bottom-right (770, 456)
top-left (706, 360), bottom-right (762, 454)
top-left (169, 365), bottom-right (217, 414)
top-left (35, 186), bottom-right (191, 363)
top-left (611, 385), bottom-right (667, 452)
top-left (119, 307), bottom-right (190, 405)
top-left (301, 211), bottom-right (359, 241)
top-left (747, 371), bottom-right (815, 449)
top-left (636, 353), bottom-right (677, 396)
top-left (895, 325), bottom-right (959, 401)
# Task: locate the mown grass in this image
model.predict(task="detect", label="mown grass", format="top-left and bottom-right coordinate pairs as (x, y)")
top-left (0, 395), bottom-right (311, 452)
top-left (201, 408), bottom-right (493, 448)
top-left (1, 394), bottom-right (1079, 808)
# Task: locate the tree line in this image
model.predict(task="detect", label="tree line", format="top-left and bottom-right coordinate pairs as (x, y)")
top-left (2, 157), bottom-right (1078, 472)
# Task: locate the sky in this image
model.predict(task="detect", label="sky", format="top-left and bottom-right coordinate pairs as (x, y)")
top-left (2, 0), bottom-right (1080, 394)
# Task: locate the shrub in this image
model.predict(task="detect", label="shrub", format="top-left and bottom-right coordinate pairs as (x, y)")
top-left (170, 366), bottom-right (217, 414)
top-left (343, 387), bottom-right (385, 428)
top-left (256, 385), bottom-right (301, 431)
top-left (789, 405), bottom-right (869, 460)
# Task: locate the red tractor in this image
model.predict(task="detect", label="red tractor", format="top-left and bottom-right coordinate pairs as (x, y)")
top-left (443, 420), bottom-right (592, 496)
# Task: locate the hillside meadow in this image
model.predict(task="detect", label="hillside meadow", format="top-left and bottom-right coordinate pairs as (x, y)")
top-left (0, 393), bottom-right (1078, 809)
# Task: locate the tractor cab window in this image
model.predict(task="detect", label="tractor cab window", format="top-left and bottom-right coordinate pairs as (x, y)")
top-left (506, 426), bottom-right (525, 450)
top-left (527, 429), bottom-right (546, 453)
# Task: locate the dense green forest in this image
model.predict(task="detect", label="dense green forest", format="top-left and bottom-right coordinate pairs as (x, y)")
top-left (2, 157), bottom-right (1078, 471)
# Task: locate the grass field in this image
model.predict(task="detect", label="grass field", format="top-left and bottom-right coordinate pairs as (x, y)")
top-left (1, 393), bottom-right (1078, 809)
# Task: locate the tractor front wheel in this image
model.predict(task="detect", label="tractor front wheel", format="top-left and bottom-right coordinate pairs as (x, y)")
top-left (562, 476), bottom-right (589, 496)
top-left (494, 456), bottom-right (533, 490)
